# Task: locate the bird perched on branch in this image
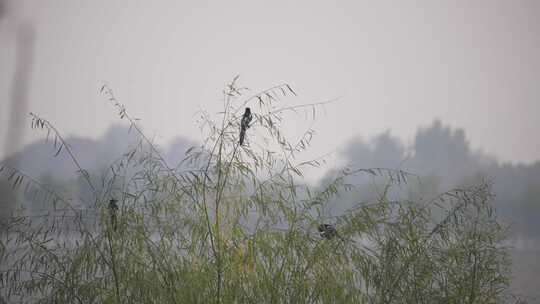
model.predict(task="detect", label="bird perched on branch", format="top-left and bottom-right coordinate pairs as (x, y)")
top-left (318, 223), bottom-right (342, 240)
top-left (239, 107), bottom-right (252, 146)
top-left (109, 199), bottom-right (118, 231)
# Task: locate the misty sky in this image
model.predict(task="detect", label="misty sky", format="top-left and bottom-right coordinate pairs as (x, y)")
top-left (1, 0), bottom-right (539, 165)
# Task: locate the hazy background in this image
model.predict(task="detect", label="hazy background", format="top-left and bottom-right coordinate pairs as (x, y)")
top-left (1, 0), bottom-right (539, 301)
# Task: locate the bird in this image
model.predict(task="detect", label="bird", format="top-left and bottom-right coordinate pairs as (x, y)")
top-left (109, 199), bottom-right (118, 231)
top-left (239, 107), bottom-right (252, 146)
top-left (318, 223), bottom-right (339, 240)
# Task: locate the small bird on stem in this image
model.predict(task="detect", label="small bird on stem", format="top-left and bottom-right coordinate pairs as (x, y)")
top-left (239, 107), bottom-right (252, 146)
top-left (318, 223), bottom-right (344, 241)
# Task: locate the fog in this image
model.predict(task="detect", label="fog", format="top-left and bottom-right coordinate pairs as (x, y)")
top-left (328, 120), bottom-right (540, 239)
top-left (1, 0), bottom-right (539, 301)
top-left (1, 1), bottom-right (539, 165)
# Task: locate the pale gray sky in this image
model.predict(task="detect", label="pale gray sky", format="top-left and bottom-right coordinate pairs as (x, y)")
top-left (1, 0), bottom-right (539, 165)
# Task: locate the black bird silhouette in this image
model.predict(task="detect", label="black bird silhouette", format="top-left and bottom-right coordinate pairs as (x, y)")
top-left (109, 199), bottom-right (118, 231)
top-left (239, 107), bottom-right (252, 146)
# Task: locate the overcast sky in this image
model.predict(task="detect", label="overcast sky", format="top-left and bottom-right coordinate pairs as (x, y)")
top-left (1, 0), bottom-right (539, 165)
